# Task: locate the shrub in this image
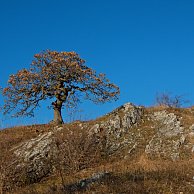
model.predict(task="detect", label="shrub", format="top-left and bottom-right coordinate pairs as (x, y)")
top-left (155, 92), bottom-right (189, 108)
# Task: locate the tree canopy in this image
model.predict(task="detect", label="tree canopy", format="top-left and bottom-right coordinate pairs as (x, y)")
top-left (2, 50), bottom-right (120, 124)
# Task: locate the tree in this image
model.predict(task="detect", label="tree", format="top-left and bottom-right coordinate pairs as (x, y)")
top-left (2, 50), bottom-right (120, 124)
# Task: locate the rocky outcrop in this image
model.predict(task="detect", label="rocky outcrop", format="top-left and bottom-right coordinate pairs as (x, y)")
top-left (2, 103), bottom-right (194, 190)
top-left (12, 126), bottom-right (63, 160)
top-left (13, 131), bottom-right (54, 161)
top-left (145, 111), bottom-right (186, 160)
top-left (89, 103), bottom-right (144, 154)
top-left (3, 126), bottom-right (63, 190)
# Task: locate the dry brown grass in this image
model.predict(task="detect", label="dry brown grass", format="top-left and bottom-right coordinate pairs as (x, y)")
top-left (12, 155), bottom-right (194, 194)
top-left (1, 105), bottom-right (194, 193)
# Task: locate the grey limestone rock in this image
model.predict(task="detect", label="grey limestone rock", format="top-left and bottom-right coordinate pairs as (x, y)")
top-left (152, 111), bottom-right (183, 137)
top-left (4, 126), bottom-right (63, 188)
top-left (145, 111), bottom-right (186, 160)
top-left (90, 103), bottom-right (144, 154)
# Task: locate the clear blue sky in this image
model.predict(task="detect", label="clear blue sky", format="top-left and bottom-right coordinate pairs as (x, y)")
top-left (0, 0), bottom-right (194, 128)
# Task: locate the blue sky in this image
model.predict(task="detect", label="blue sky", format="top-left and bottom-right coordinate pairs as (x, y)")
top-left (0, 0), bottom-right (194, 128)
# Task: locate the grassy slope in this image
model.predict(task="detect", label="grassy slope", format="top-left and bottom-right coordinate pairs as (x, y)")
top-left (1, 106), bottom-right (194, 193)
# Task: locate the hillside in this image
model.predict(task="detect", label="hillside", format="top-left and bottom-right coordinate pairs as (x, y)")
top-left (0, 103), bottom-right (194, 193)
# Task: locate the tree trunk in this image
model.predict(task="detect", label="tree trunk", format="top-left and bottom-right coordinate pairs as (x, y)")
top-left (52, 100), bottom-right (64, 124)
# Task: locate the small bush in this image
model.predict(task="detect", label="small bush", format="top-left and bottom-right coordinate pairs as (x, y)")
top-left (155, 92), bottom-right (189, 108)
top-left (52, 126), bottom-right (106, 186)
